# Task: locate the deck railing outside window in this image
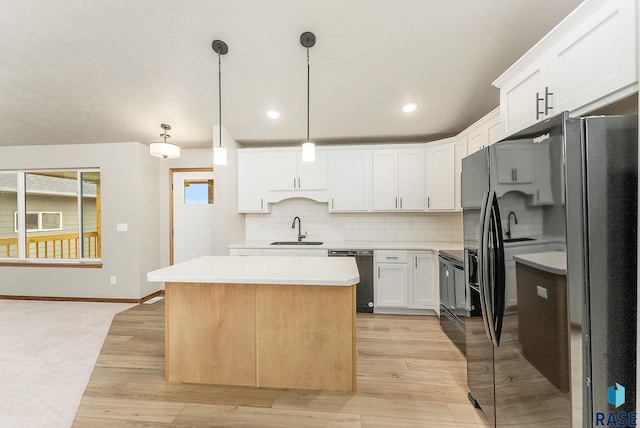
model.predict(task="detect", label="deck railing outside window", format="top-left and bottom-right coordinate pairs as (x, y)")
top-left (0, 231), bottom-right (100, 259)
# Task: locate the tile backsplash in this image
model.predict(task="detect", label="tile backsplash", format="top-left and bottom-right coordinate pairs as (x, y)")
top-left (245, 198), bottom-right (463, 243)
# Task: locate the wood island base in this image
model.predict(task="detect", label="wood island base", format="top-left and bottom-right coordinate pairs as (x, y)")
top-left (165, 281), bottom-right (357, 392)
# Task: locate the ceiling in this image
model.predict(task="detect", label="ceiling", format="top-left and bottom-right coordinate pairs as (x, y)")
top-left (0, 0), bottom-right (583, 149)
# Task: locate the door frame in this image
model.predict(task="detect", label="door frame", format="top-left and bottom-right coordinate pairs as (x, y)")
top-left (169, 167), bottom-right (213, 265)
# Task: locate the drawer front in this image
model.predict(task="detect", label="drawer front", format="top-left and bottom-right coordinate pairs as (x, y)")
top-left (375, 250), bottom-right (408, 264)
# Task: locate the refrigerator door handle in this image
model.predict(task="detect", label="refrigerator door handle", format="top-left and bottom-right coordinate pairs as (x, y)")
top-left (482, 191), bottom-right (498, 346)
top-left (488, 193), bottom-right (506, 346)
top-left (478, 191), bottom-right (493, 342)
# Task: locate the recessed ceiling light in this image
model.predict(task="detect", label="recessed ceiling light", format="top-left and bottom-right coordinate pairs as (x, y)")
top-left (402, 103), bottom-right (418, 113)
top-left (266, 110), bottom-right (281, 119)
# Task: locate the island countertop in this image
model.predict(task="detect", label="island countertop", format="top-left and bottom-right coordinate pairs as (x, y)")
top-left (147, 255), bottom-right (360, 286)
top-left (513, 251), bottom-right (567, 275)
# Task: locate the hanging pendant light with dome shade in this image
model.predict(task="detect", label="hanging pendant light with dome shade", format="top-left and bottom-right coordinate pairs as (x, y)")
top-left (300, 31), bottom-right (316, 162)
top-left (149, 124), bottom-right (180, 159)
top-left (212, 39), bottom-right (228, 166)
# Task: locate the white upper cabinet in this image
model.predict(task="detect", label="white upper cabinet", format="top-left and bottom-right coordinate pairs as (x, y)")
top-left (237, 151), bottom-right (270, 213)
top-left (454, 137), bottom-right (468, 212)
top-left (426, 142), bottom-right (455, 211)
top-left (268, 150), bottom-right (326, 191)
top-left (397, 149), bottom-right (426, 210)
top-left (550, 0), bottom-right (637, 115)
top-left (494, 0), bottom-right (638, 135)
top-left (499, 57), bottom-right (551, 134)
top-left (373, 148), bottom-right (425, 211)
top-left (465, 108), bottom-right (503, 155)
top-left (327, 150), bottom-right (372, 212)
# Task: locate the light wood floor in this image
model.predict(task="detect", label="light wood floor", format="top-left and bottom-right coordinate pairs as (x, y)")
top-left (73, 300), bottom-right (491, 427)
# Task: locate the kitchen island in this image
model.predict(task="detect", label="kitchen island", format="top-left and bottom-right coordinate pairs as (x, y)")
top-left (147, 256), bottom-right (359, 392)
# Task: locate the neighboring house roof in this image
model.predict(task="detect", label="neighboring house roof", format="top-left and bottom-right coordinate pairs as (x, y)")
top-left (0, 173), bottom-right (97, 197)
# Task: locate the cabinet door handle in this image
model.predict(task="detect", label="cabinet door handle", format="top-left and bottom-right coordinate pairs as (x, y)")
top-left (427, 196), bottom-right (430, 208)
top-left (293, 177), bottom-right (296, 188)
top-left (395, 197), bottom-right (398, 209)
top-left (544, 86), bottom-right (553, 116)
top-left (298, 177), bottom-right (301, 188)
top-left (386, 256), bottom-right (399, 260)
top-left (378, 266), bottom-right (380, 278)
top-left (331, 198), bottom-right (335, 209)
top-left (415, 256), bottom-right (417, 268)
top-left (400, 197), bottom-right (403, 209)
top-left (515, 169), bottom-right (518, 182)
top-left (537, 190), bottom-right (539, 201)
top-left (260, 198), bottom-right (264, 210)
top-left (535, 91), bottom-right (544, 120)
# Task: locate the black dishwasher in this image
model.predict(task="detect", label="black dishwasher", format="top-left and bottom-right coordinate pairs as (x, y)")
top-left (328, 250), bottom-right (374, 313)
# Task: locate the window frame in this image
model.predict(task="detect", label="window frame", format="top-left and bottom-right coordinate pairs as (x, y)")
top-left (0, 168), bottom-right (101, 266)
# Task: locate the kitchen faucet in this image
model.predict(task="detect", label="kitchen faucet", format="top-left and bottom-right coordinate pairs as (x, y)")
top-left (506, 211), bottom-right (518, 239)
top-left (291, 216), bottom-right (306, 242)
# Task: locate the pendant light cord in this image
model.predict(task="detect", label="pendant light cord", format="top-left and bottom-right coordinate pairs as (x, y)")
top-left (306, 47), bottom-right (310, 143)
top-left (218, 52), bottom-right (222, 148)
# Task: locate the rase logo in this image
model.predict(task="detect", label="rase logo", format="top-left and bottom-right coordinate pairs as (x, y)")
top-left (609, 383), bottom-right (626, 408)
top-left (595, 382), bottom-right (636, 427)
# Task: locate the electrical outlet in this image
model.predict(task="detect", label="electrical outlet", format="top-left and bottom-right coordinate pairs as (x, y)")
top-left (110, 275), bottom-right (117, 285)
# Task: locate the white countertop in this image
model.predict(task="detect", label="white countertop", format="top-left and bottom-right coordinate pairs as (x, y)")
top-left (147, 256), bottom-right (360, 286)
top-left (229, 240), bottom-right (463, 252)
top-left (513, 251), bottom-right (566, 275)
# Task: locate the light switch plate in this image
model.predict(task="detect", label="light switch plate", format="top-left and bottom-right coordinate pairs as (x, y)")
top-left (116, 223), bottom-right (128, 232)
top-left (536, 285), bottom-right (548, 299)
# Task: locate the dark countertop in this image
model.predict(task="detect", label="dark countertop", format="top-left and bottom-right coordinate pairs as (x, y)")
top-left (439, 249), bottom-right (464, 264)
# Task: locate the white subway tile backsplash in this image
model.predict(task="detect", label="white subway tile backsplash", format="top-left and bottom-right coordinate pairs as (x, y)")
top-left (245, 199), bottom-right (463, 243)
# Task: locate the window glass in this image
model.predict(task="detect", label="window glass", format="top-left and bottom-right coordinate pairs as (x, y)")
top-left (0, 173), bottom-right (18, 258)
top-left (184, 179), bottom-right (214, 205)
top-left (25, 171), bottom-right (78, 259)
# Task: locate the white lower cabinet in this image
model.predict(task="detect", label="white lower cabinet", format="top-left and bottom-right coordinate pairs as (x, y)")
top-left (376, 263), bottom-right (409, 307)
top-left (410, 252), bottom-right (436, 310)
top-left (375, 250), bottom-right (437, 313)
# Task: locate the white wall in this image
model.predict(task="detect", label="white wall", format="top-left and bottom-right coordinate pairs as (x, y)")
top-left (157, 128), bottom-right (244, 268)
top-left (0, 142), bottom-right (160, 300)
top-left (246, 198), bottom-right (462, 243)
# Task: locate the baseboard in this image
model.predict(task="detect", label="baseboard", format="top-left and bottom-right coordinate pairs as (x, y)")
top-left (0, 289), bottom-right (165, 304)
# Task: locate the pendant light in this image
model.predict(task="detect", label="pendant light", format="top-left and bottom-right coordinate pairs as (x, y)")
top-left (149, 124), bottom-right (180, 159)
top-left (212, 39), bottom-right (228, 166)
top-left (300, 32), bottom-right (316, 162)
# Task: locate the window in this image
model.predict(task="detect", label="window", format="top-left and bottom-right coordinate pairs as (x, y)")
top-left (184, 179), bottom-right (214, 205)
top-left (0, 169), bottom-right (101, 262)
top-left (14, 212), bottom-right (62, 232)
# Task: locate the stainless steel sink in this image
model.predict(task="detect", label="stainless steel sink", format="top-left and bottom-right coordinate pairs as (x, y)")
top-left (270, 241), bottom-right (324, 245)
top-left (503, 237), bottom-right (536, 243)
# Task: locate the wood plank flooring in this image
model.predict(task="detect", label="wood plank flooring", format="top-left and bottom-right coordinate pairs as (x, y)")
top-left (73, 300), bottom-right (491, 427)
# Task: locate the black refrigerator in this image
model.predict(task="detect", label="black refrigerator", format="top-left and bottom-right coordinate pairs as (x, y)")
top-left (462, 112), bottom-right (637, 427)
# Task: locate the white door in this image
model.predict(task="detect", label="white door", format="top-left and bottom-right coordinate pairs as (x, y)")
top-left (172, 171), bottom-right (215, 264)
